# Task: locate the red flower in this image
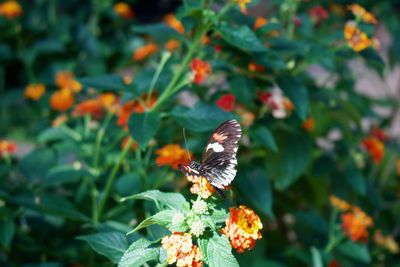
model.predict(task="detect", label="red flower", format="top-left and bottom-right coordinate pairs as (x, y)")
top-left (308, 5), bottom-right (329, 23)
top-left (0, 140), bottom-right (17, 157)
top-left (371, 126), bottom-right (388, 141)
top-left (190, 58), bottom-right (212, 85)
top-left (362, 137), bottom-right (384, 164)
top-left (216, 94), bottom-right (235, 112)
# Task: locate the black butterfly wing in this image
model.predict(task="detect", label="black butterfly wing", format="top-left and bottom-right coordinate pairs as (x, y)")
top-left (200, 119), bottom-right (241, 189)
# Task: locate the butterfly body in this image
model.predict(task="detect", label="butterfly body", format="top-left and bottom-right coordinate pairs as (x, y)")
top-left (179, 120), bottom-right (242, 195)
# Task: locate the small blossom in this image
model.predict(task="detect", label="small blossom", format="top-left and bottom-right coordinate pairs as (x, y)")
top-left (329, 195), bottom-right (351, 211)
top-left (133, 43), bottom-right (159, 61)
top-left (24, 83), bottom-right (45, 101)
top-left (122, 74), bottom-right (133, 85)
top-left (347, 4), bottom-right (377, 24)
top-left (341, 206), bottom-right (373, 243)
top-left (72, 99), bottom-right (104, 119)
top-left (0, 140), bottom-right (17, 157)
top-left (190, 221), bottom-right (206, 237)
top-left (344, 21), bottom-right (372, 52)
top-left (258, 89), bottom-right (293, 119)
top-left (236, 106), bottom-right (254, 128)
top-left (161, 233), bottom-right (203, 267)
top-left (190, 58), bottom-right (212, 85)
top-left (164, 14), bottom-right (184, 34)
top-left (248, 62), bottom-right (265, 72)
top-left (172, 213), bottom-right (185, 225)
top-left (293, 16), bottom-right (302, 27)
top-left (99, 92), bottom-right (119, 112)
top-left (165, 39), bottom-right (180, 52)
top-left (301, 117), bottom-right (315, 132)
top-left (362, 137), bottom-right (384, 164)
top-left (253, 17), bottom-right (268, 30)
top-left (373, 230), bottom-right (399, 254)
top-left (55, 71), bottom-right (82, 93)
top-left (192, 200), bottom-right (208, 215)
top-left (113, 2), bottom-right (134, 19)
top-left (50, 88), bottom-right (74, 112)
top-left (222, 205), bottom-right (263, 253)
top-left (216, 94), bottom-right (235, 112)
top-left (0, 0), bottom-right (22, 19)
top-left (52, 114), bottom-right (68, 128)
top-left (155, 144), bottom-right (191, 170)
top-left (308, 5), bottom-right (329, 24)
top-left (233, 0), bottom-right (251, 14)
top-left (396, 159), bottom-right (400, 177)
top-left (117, 94), bottom-right (156, 128)
top-left (187, 175), bottom-right (215, 199)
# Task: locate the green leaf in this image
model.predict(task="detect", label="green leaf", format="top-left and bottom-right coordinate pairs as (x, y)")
top-left (277, 76), bottom-right (309, 120)
top-left (311, 247), bottom-right (323, 267)
top-left (198, 238), bottom-right (209, 262)
top-left (360, 48), bottom-right (384, 76)
top-left (170, 103), bottom-right (234, 132)
top-left (337, 241), bottom-right (371, 263)
top-left (78, 74), bottom-right (132, 92)
top-left (44, 164), bottom-right (91, 187)
top-left (0, 219), bottom-right (15, 247)
top-left (207, 235), bottom-right (239, 267)
top-left (266, 130), bottom-right (313, 190)
top-left (216, 24), bottom-right (266, 52)
top-left (132, 23), bottom-right (181, 42)
top-left (128, 112), bottom-right (161, 148)
top-left (77, 232), bottom-right (129, 263)
top-left (210, 209), bottom-right (229, 224)
top-left (344, 164), bottom-right (366, 196)
top-left (230, 77), bottom-right (255, 107)
top-left (115, 172), bottom-right (141, 197)
top-left (119, 240), bottom-right (160, 267)
top-left (38, 128), bottom-right (71, 143)
top-left (269, 38), bottom-right (308, 56)
top-left (128, 210), bottom-right (175, 234)
top-left (121, 190), bottom-right (188, 211)
top-left (19, 148), bottom-right (57, 182)
top-left (237, 168), bottom-right (274, 217)
top-left (250, 126), bottom-right (278, 152)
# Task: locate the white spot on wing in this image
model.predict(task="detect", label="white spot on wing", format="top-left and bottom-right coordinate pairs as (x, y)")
top-left (206, 142), bottom-right (224, 152)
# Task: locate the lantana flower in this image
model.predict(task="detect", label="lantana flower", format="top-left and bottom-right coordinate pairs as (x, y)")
top-left (236, 105), bottom-right (255, 128)
top-left (0, 0), bottom-right (22, 19)
top-left (341, 206), bottom-right (373, 243)
top-left (52, 114), bottom-right (68, 128)
top-left (258, 89), bottom-right (294, 119)
top-left (347, 4), bottom-right (377, 24)
top-left (72, 93), bottom-right (118, 119)
top-left (50, 88), bottom-right (74, 112)
top-left (113, 2), bottom-right (134, 19)
top-left (373, 229), bottom-right (399, 254)
top-left (155, 144), bottom-right (191, 170)
top-left (216, 94), bottom-right (235, 112)
top-left (190, 221), bottom-right (206, 237)
top-left (222, 205), bottom-right (263, 253)
top-left (253, 17), bottom-right (268, 30)
top-left (301, 117), bottom-right (315, 132)
top-left (24, 83), bottom-right (45, 101)
top-left (192, 199), bottom-right (208, 215)
top-left (362, 136), bottom-right (384, 164)
top-left (165, 39), bottom-right (180, 52)
top-left (308, 5), bottom-right (329, 24)
top-left (187, 175), bottom-right (215, 199)
top-left (133, 43), bottom-right (159, 61)
top-left (164, 14), bottom-right (184, 34)
top-left (190, 58), bottom-right (212, 85)
top-left (248, 62), bottom-right (265, 73)
top-left (55, 71), bottom-right (82, 93)
top-left (329, 195), bottom-right (351, 212)
top-left (161, 233), bottom-right (203, 267)
top-left (0, 140), bottom-right (17, 158)
top-left (344, 21), bottom-right (372, 52)
top-left (232, 0), bottom-right (251, 14)
top-left (117, 94), bottom-right (157, 128)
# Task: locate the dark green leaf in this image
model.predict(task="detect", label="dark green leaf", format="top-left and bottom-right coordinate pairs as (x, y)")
top-left (216, 24), bottom-right (266, 52)
top-left (121, 190), bottom-right (188, 211)
top-left (344, 164), bottom-right (366, 196)
top-left (115, 172), bottom-right (141, 197)
top-left (44, 164), bottom-right (91, 187)
top-left (230, 77), bottom-right (255, 107)
top-left (250, 126), bottom-right (278, 152)
top-left (128, 112), bottom-right (161, 148)
top-left (207, 235), bottom-right (239, 267)
top-left (337, 241), bottom-right (371, 263)
top-left (19, 148), bottom-right (57, 182)
top-left (0, 219), bottom-right (15, 247)
top-left (277, 76), bottom-right (309, 120)
top-left (78, 74), bottom-right (132, 92)
top-left (132, 23), bottom-right (181, 42)
top-left (128, 210), bottom-right (175, 234)
top-left (118, 238), bottom-right (159, 267)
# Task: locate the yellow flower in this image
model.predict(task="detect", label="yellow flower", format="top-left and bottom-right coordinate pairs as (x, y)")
top-left (344, 21), bottom-right (372, 52)
top-left (163, 13), bottom-right (184, 33)
top-left (55, 71), bottom-right (82, 93)
top-left (161, 233), bottom-right (203, 267)
top-left (113, 2), bottom-right (134, 19)
top-left (329, 195), bottom-right (351, 211)
top-left (0, 0), bottom-right (22, 19)
top-left (373, 230), bottom-right (399, 254)
top-left (222, 205), bottom-right (263, 253)
top-left (232, 0), bottom-right (251, 14)
top-left (347, 4), bottom-right (377, 24)
top-left (24, 83), bottom-right (45, 101)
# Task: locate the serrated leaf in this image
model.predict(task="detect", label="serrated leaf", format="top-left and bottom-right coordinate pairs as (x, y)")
top-left (77, 232), bottom-right (128, 263)
top-left (277, 76), bottom-right (309, 120)
top-left (250, 126), bottom-right (278, 152)
top-left (207, 235), bottom-right (239, 267)
top-left (128, 210), bottom-right (175, 234)
top-left (128, 112), bottom-right (161, 148)
top-left (121, 190), bottom-right (188, 211)
top-left (198, 238), bottom-right (209, 262)
top-left (217, 24), bottom-right (266, 52)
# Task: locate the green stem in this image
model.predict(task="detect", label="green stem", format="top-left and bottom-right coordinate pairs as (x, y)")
top-left (83, 114), bottom-right (91, 138)
top-left (93, 112), bottom-right (113, 168)
top-left (95, 137), bottom-right (134, 223)
top-left (147, 52), bottom-right (172, 105)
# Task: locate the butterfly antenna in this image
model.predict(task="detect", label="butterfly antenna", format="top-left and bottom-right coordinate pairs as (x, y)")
top-left (183, 128), bottom-right (192, 161)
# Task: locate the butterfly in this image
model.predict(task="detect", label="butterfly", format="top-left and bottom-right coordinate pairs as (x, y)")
top-left (178, 119), bottom-right (242, 197)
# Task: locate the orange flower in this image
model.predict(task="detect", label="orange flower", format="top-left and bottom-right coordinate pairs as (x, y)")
top-left (190, 58), bottom-right (211, 85)
top-left (216, 94), bottom-right (235, 112)
top-left (165, 39), bottom-right (180, 52)
top-left (397, 159), bottom-right (400, 177)
top-left (248, 62), bottom-right (265, 72)
top-left (52, 114), bottom-right (68, 127)
top-left (133, 43), bottom-right (159, 61)
top-left (344, 21), bottom-right (372, 52)
top-left (362, 137), bottom-right (384, 164)
top-left (253, 17), bottom-right (268, 30)
top-left (347, 4), bottom-right (377, 24)
top-left (0, 140), bottom-right (17, 157)
top-left (233, 0), bottom-right (251, 14)
top-left (113, 2), bottom-right (134, 19)
top-left (155, 144), bottom-right (191, 170)
top-left (163, 13), bottom-right (184, 34)
top-left (222, 205), bottom-right (263, 253)
top-left (0, 0), bottom-right (22, 19)
top-left (186, 175), bottom-right (215, 199)
top-left (24, 83), bottom-right (45, 101)
top-left (55, 71), bottom-right (82, 93)
top-left (301, 117), bottom-right (315, 132)
top-left (72, 99), bottom-right (104, 119)
top-left (161, 233), bottom-right (203, 267)
top-left (50, 88), bottom-right (74, 112)
top-left (329, 195), bottom-right (351, 211)
top-left (99, 93), bottom-right (118, 111)
top-left (373, 230), bottom-right (399, 254)
top-left (341, 206), bottom-right (373, 243)
top-left (236, 106), bottom-right (254, 128)
top-left (117, 95), bottom-right (156, 128)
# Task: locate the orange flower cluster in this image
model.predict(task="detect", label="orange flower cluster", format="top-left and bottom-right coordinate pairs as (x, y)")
top-left (113, 2), bottom-right (134, 19)
top-left (344, 21), bottom-right (372, 52)
top-left (133, 43), bottom-right (158, 61)
top-left (164, 14), bottom-right (184, 34)
top-left (0, 0), bottom-right (22, 19)
top-left (0, 140), bottom-right (17, 157)
top-left (301, 117), bottom-right (315, 132)
top-left (155, 144), bottom-right (191, 170)
top-left (72, 93), bottom-right (118, 119)
top-left (190, 58), bottom-right (211, 85)
top-left (253, 17), bottom-right (268, 30)
top-left (233, 0), bottom-right (251, 14)
top-left (55, 71), bottom-right (82, 93)
top-left (186, 175), bottom-right (215, 199)
top-left (117, 94), bottom-right (157, 128)
top-left (161, 233), bottom-right (203, 267)
top-left (362, 136), bottom-right (384, 164)
top-left (341, 206), bottom-right (373, 243)
top-left (50, 71), bottom-right (82, 112)
top-left (347, 4), bottom-right (377, 24)
top-left (329, 195), bottom-right (351, 211)
top-left (373, 230), bottom-right (399, 254)
top-left (24, 83), bottom-right (45, 101)
top-left (222, 205), bottom-right (263, 253)
top-left (165, 39), bottom-right (180, 52)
